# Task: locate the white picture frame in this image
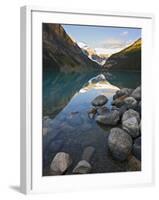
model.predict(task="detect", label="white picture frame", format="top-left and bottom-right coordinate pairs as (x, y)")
top-left (20, 6), bottom-right (154, 194)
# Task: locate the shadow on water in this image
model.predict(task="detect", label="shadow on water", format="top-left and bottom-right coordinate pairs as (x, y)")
top-left (103, 70), bottom-right (141, 89)
top-left (43, 69), bottom-right (99, 118)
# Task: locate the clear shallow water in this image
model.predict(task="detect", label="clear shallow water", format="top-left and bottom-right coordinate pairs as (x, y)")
top-left (43, 70), bottom-right (141, 176)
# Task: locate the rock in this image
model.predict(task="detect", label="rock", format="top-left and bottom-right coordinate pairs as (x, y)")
top-left (128, 155), bottom-right (141, 171)
top-left (138, 101), bottom-right (141, 115)
top-left (130, 86), bottom-right (141, 101)
top-left (122, 109), bottom-right (140, 123)
top-left (118, 104), bottom-right (128, 116)
top-left (60, 122), bottom-right (75, 132)
top-left (50, 152), bottom-right (72, 175)
top-left (68, 112), bottom-right (78, 119)
top-left (135, 101), bottom-right (141, 115)
top-left (132, 137), bottom-right (141, 160)
top-left (43, 116), bottom-right (52, 128)
top-left (113, 88), bottom-right (133, 100)
top-left (111, 106), bottom-right (119, 111)
top-left (124, 97), bottom-right (137, 109)
top-left (96, 110), bottom-right (120, 125)
top-left (91, 95), bottom-right (108, 107)
top-left (73, 160), bottom-right (92, 174)
top-left (43, 127), bottom-right (48, 136)
top-left (89, 74), bottom-right (106, 83)
top-left (88, 113), bottom-right (94, 119)
top-left (88, 107), bottom-right (97, 119)
top-left (97, 106), bottom-right (109, 115)
top-left (82, 146), bottom-right (95, 162)
top-left (111, 105), bottom-right (128, 117)
top-left (112, 95), bottom-right (127, 107)
top-left (108, 128), bottom-right (133, 161)
top-left (122, 117), bottom-right (140, 138)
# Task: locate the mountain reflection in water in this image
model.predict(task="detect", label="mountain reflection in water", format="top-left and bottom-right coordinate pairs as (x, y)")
top-left (43, 70), bottom-right (141, 176)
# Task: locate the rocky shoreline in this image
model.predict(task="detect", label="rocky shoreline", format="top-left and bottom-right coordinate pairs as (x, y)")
top-left (88, 85), bottom-right (141, 171)
top-left (43, 75), bottom-right (141, 175)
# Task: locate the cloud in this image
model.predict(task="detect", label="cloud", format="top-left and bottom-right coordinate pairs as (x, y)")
top-left (97, 37), bottom-right (133, 55)
top-left (121, 31), bottom-right (128, 36)
top-left (101, 38), bottom-right (128, 49)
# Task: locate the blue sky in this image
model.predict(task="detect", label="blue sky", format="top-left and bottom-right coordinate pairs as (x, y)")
top-left (63, 24), bottom-right (141, 55)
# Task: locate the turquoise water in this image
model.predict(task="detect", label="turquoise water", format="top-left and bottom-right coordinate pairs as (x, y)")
top-left (43, 70), bottom-right (141, 176)
top-left (43, 70), bottom-right (141, 118)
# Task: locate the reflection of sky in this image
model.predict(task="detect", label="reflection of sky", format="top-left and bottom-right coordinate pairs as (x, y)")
top-left (62, 24), bottom-right (141, 55)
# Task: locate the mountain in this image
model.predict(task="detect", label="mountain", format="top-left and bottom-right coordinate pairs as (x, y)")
top-left (77, 42), bottom-right (108, 65)
top-left (104, 38), bottom-right (141, 71)
top-left (43, 24), bottom-right (100, 72)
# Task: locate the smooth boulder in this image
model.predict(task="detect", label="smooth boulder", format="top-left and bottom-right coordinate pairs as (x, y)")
top-left (112, 105), bottom-right (128, 117)
top-left (130, 86), bottom-right (141, 101)
top-left (108, 128), bottom-right (133, 161)
top-left (50, 152), bottom-right (72, 175)
top-left (124, 97), bottom-right (137, 109)
top-left (91, 95), bottom-right (108, 107)
top-left (96, 110), bottom-right (120, 125)
top-left (122, 117), bottom-right (140, 138)
top-left (113, 88), bottom-right (133, 100)
top-left (122, 109), bottom-right (140, 123)
top-left (132, 137), bottom-right (141, 160)
top-left (73, 160), bottom-right (92, 174)
top-left (97, 106), bottom-right (109, 115)
top-left (112, 95), bottom-right (127, 107)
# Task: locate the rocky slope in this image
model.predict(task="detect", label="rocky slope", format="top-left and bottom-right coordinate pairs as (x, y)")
top-left (104, 38), bottom-right (141, 71)
top-left (43, 24), bottom-right (100, 72)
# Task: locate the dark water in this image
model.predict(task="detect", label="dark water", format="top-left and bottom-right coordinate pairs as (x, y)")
top-left (42, 70), bottom-right (141, 176)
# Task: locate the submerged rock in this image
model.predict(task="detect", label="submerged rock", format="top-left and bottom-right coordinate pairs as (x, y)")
top-left (113, 88), bottom-right (133, 100)
top-left (122, 109), bottom-right (140, 124)
top-left (130, 86), bottom-right (141, 101)
top-left (97, 106), bottom-right (109, 115)
top-left (132, 137), bottom-right (141, 160)
top-left (122, 117), bottom-right (140, 138)
top-left (73, 160), bottom-right (92, 174)
top-left (91, 95), bottom-right (108, 107)
top-left (111, 106), bottom-right (119, 111)
top-left (82, 146), bottom-right (95, 162)
top-left (50, 152), bottom-right (72, 175)
top-left (96, 110), bottom-right (120, 125)
top-left (124, 97), bottom-right (137, 109)
top-left (108, 128), bottom-right (133, 161)
top-left (88, 107), bottom-right (97, 119)
top-left (112, 95), bottom-right (127, 107)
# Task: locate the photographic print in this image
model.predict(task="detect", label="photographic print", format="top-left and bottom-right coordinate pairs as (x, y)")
top-left (42, 23), bottom-right (141, 176)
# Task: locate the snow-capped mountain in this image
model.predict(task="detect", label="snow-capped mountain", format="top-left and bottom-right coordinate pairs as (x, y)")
top-left (77, 42), bottom-right (108, 66)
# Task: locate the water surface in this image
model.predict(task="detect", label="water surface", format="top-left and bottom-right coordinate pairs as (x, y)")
top-left (43, 69), bottom-right (141, 176)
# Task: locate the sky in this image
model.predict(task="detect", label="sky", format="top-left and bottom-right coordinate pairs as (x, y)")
top-left (63, 24), bottom-right (141, 55)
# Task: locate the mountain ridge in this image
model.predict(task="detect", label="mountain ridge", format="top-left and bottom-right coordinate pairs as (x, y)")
top-left (43, 24), bottom-right (100, 72)
top-left (104, 38), bottom-right (141, 71)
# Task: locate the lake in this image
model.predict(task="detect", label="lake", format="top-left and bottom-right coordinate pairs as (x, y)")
top-left (42, 69), bottom-right (141, 176)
